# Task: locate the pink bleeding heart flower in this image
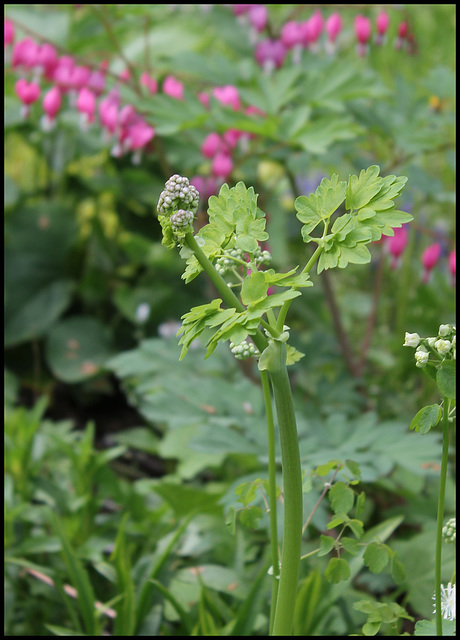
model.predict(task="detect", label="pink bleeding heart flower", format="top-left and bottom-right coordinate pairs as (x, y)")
top-left (448, 250), bottom-right (456, 286)
top-left (36, 43), bottom-right (58, 79)
top-left (87, 68), bottom-right (106, 96)
top-left (421, 242), bottom-right (441, 283)
top-left (201, 132), bottom-right (223, 159)
top-left (248, 4), bottom-right (268, 34)
top-left (5, 19), bottom-right (15, 47)
top-left (376, 11), bottom-right (390, 41)
top-left (212, 151), bottom-right (233, 180)
top-left (15, 78), bottom-right (40, 117)
top-left (76, 87), bottom-right (96, 126)
top-left (395, 21), bottom-right (409, 50)
top-left (99, 91), bottom-right (120, 136)
top-left (355, 15), bottom-right (372, 56)
top-left (387, 225), bottom-right (408, 269)
top-left (326, 12), bottom-right (342, 43)
top-left (12, 37), bottom-right (40, 70)
top-left (255, 38), bottom-right (286, 73)
top-left (163, 75), bottom-right (184, 100)
top-left (212, 85), bottom-right (241, 111)
top-left (41, 85), bottom-right (61, 130)
top-left (140, 72), bottom-right (158, 95)
top-left (281, 21), bottom-right (303, 49)
top-left (125, 121), bottom-right (155, 163)
top-left (307, 9), bottom-right (323, 45)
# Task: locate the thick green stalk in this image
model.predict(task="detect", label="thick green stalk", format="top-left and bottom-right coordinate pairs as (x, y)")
top-left (269, 341), bottom-right (303, 636)
top-left (260, 369), bottom-right (280, 635)
top-left (434, 397), bottom-right (451, 636)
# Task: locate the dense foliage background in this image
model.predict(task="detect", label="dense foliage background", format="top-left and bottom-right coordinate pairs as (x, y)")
top-left (4, 4), bottom-right (455, 636)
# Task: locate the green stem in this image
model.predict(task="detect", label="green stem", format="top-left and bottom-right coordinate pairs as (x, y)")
top-left (261, 369), bottom-right (280, 635)
top-left (276, 243), bottom-right (324, 333)
top-left (434, 397), bottom-right (451, 636)
top-left (269, 341), bottom-right (303, 636)
top-left (184, 232), bottom-right (268, 353)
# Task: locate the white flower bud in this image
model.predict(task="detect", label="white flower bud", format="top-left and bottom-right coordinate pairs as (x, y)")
top-left (434, 339), bottom-right (452, 355)
top-left (404, 332), bottom-right (421, 348)
top-left (414, 348), bottom-right (429, 366)
top-left (438, 324), bottom-right (453, 337)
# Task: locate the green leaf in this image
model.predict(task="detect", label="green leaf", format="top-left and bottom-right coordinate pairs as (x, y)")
top-left (436, 360), bottom-right (456, 399)
top-left (318, 534), bottom-right (335, 557)
top-left (346, 165), bottom-right (383, 211)
top-left (414, 619), bottom-right (456, 636)
top-left (329, 482), bottom-right (355, 515)
top-left (363, 542), bottom-right (390, 574)
top-left (241, 271), bottom-right (268, 306)
top-left (410, 404), bottom-right (442, 434)
top-left (45, 316), bottom-right (114, 383)
top-left (325, 557), bottom-right (351, 583)
top-left (295, 174), bottom-right (347, 231)
top-left (390, 553), bottom-right (406, 585)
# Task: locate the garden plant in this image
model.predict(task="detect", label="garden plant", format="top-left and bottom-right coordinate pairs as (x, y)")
top-left (4, 4), bottom-right (455, 637)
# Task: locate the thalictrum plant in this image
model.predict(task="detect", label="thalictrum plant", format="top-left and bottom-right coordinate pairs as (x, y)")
top-left (156, 166), bottom-right (412, 635)
top-left (404, 324), bottom-right (456, 637)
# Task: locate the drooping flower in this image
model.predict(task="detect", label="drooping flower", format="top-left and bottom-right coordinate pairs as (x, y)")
top-left (403, 332), bottom-right (421, 348)
top-left (140, 72), bottom-right (158, 95)
top-left (201, 132), bottom-right (223, 159)
top-left (355, 15), bottom-right (372, 56)
top-left (76, 87), bottom-right (96, 128)
top-left (212, 85), bottom-right (241, 110)
top-left (375, 11), bottom-right (390, 45)
top-left (4, 18), bottom-right (15, 48)
top-left (255, 38), bottom-right (286, 74)
top-left (421, 242), bottom-right (441, 283)
top-left (325, 12), bottom-right (342, 44)
top-left (41, 85), bottom-right (61, 130)
top-left (211, 151), bottom-right (233, 180)
top-left (163, 74), bottom-right (184, 100)
top-left (15, 78), bottom-right (40, 117)
top-left (448, 250), bottom-right (455, 286)
top-left (387, 225), bottom-right (408, 269)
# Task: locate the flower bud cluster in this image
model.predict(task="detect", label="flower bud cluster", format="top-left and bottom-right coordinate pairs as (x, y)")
top-left (230, 340), bottom-right (259, 360)
top-left (442, 517), bottom-right (456, 543)
top-left (170, 209), bottom-right (194, 232)
top-left (403, 324), bottom-right (456, 368)
top-left (157, 174), bottom-right (199, 215)
top-left (216, 245), bottom-right (271, 275)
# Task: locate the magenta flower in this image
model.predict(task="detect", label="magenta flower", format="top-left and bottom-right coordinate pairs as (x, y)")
top-left (16, 78), bottom-right (41, 104)
top-left (421, 243), bottom-right (441, 283)
top-left (355, 15), bottom-right (371, 56)
top-left (255, 38), bottom-right (286, 73)
top-left (308, 9), bottom-right (324, 45)
top-left (212, 151), bottom-right (233, 179)
top-left (41, 85), bottom-right (61, 130)
top-left (36, 43), bottom-right (58, 79)
top-left (87, 69), bottom-right (106, 96)
top-left (281, 21), bottom-right (302, 49)
top-left (99, 92), bottom-right (119, 135)
top-left (376, 11), bottom-right (390, 35)
top-left (125, 121), bottom-right (155, 150)
top-left (387, 226), bottom-right (408, 269)
top-left (326, 13), bottom-right (343, 43)
top-left (395, 21), bottom-right (409, 50)
top-left (212, 85), bottom-right (241, 110)
top-left (248, 5), bottom-right (268, 33)
top-left (140, 72), bottom-right (158, 95)
top-left (163, 75), bottom-right (184, 100)
top-left (201, 132), bottom-right (223, 159)
top-left (12, 37), bottom-right (40, 70)
top-left (76, 87), bottom-right (96, 125)
top-left (15, 78), bottom-right (40, 118)
top-left (448, 250), bottom-right (456, 286)
top-left (4, 19), bottom-right (15, 47)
